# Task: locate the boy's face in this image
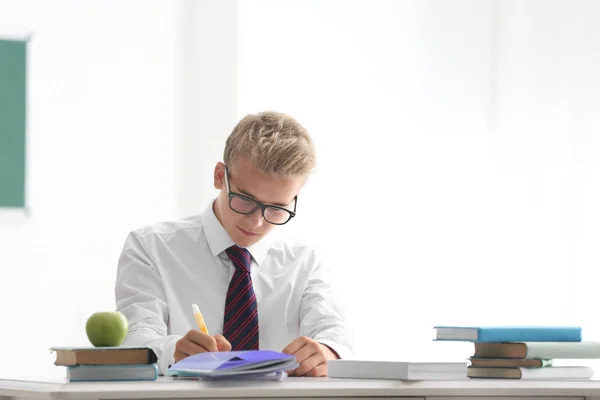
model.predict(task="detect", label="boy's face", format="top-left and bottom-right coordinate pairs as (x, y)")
top-left (213, 156), bottom-right (306, 247)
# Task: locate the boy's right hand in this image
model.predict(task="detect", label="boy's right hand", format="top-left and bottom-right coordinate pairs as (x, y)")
top-left (174, 330), bottom-right (232, 362)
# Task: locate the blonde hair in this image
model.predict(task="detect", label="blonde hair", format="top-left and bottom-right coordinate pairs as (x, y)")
top-left (224, 111), bottom-right (316, 177)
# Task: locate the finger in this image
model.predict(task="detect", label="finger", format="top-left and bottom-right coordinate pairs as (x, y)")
top-left (292, 341), bottom-right (319, 364)
top-left (173, 350), bottom-right (187, 363)
top-left (214, 334), bottom-right (232, 351)
top-left (178, 338), bottom-right (209, 356)
top-left (282, 336), bottom-right (308, 355)
top-left (284, 342), bottom-right (311, 375)
top-left (294, 353), bottom-right (326, 377)
top-left (308, 363), bottom-right (328, 377)
top-left (186, 330), bottom-right (219, 352)
top-left (174, 340), bottom-right (204, 363)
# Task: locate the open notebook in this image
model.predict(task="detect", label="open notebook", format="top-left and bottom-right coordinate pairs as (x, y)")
top-left (166, 350), bottom-right (298, 379)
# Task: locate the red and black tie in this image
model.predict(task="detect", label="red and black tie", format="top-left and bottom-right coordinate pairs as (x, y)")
top-left (222, 245), bottom-right (259, 350)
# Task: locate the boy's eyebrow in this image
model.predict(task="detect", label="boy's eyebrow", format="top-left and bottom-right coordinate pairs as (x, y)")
top-left (237, 188), bottom-right (290, 208)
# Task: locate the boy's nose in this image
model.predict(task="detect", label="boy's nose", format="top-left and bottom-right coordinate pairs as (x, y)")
top-left (246, 208), bottom-right (264, 228)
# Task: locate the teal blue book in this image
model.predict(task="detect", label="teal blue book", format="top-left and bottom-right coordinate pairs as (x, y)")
top-left (66, 364), bottom-right (158, 382)
top-left (434, 326), bottom-right (582, 342)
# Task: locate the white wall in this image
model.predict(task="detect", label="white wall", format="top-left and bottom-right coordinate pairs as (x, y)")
top-left (495, 0), bottom-right (600, 341)
top-left (236, 0), bottom-right (600, 362)
top-left (0, 0), bottom-right (178, 378)
top-left (177, 0), bottom-right (239, 218)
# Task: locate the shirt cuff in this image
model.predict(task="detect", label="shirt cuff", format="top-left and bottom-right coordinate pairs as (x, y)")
top-left (155, 336), bottom-right (180, 375)
top-left (317, 338), bottom-right (354, 361)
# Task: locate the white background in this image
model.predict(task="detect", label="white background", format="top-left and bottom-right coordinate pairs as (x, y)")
top-left (1, 0), bottom-right (599, 379)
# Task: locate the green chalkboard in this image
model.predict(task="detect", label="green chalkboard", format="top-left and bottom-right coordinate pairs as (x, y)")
top-left (0, 39), bottom-right (27, 208)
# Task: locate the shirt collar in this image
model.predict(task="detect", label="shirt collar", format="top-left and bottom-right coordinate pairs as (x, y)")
top-left (202, 199), bottom-right (271, 266)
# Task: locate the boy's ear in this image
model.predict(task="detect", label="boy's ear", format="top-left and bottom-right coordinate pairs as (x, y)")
top-left (214, 162), bottom-right (226, 190)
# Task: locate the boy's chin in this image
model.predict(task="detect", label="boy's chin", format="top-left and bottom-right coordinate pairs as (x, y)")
top-left (230, 229), bottom-right (261, 247)
top-left (235, 236), bottom-right (261, 248)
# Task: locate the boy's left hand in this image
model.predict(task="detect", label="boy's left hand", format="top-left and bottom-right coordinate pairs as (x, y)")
top-left (282, 336), bottom-right (339, 377)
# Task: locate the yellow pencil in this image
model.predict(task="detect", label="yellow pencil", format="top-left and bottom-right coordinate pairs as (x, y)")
top-left (192, 303), bottom-right (209, 334)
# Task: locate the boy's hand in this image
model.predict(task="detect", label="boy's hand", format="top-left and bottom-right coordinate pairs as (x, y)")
top-left (282, 336), bottom-right (339, 377)
top-left (174, 330), bottom-right (231, 362)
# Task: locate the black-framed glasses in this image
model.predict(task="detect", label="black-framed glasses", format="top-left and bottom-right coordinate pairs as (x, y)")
top-left (224, 166), bottom-right (297, 225)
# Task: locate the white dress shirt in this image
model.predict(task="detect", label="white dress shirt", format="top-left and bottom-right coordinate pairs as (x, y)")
top-left (115, 200), bottom-right (353, 374)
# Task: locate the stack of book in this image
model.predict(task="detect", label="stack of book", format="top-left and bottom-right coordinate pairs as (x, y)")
top-left (51, 346), bottom-right (158, 382)
top-left (434, 325), bottom-right (600, 380)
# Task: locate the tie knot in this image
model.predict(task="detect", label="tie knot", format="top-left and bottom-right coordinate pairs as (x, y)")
top-left (225, 245), bottom-right (252, 273)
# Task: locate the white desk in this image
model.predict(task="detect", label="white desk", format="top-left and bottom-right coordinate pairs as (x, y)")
top-left (2, 377), bottom-right (600, 400)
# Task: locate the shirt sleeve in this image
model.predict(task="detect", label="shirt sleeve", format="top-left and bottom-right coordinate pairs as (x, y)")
top-left (114, 231), bottom-right (181, 375)
top-left (298, 250), bottom-right (354, 359)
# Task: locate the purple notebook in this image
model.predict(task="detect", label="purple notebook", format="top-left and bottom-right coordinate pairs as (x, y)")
top-left (166, 350), bottom-right (299, 378)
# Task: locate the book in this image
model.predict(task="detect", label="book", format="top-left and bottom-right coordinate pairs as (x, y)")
top-left (434, 326), bottom-right (581, 342)
top-left (327, 360), bottom-right (468, 380)
top-left (165, 350), bottom-right (298, 378)
top-left (473, 341), bottom-right (600, 359)
top-left (469, 357), bottom-right (553, 368)
top-left (467, 366), bottom-right (593, 380)
top-left (66, 364), bottom-right (158, 382)
top-left (50, 346), bottom-right (157, 366)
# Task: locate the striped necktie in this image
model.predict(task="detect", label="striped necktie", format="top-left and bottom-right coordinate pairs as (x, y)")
top-left (222, 245), bottom-right (259, 350)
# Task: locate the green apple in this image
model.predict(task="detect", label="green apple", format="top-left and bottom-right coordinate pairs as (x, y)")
top-left (85, 311), bottom-right (128, 347)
